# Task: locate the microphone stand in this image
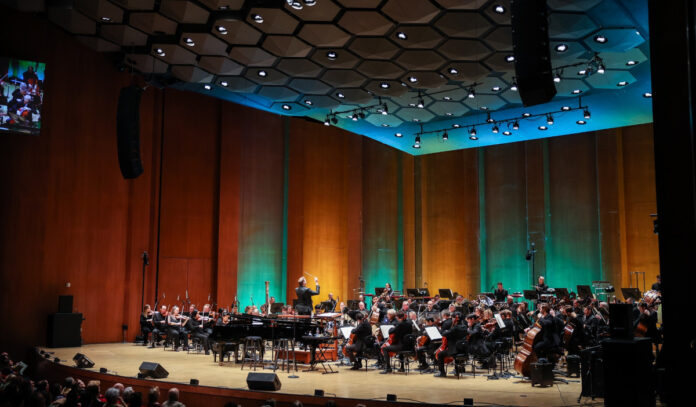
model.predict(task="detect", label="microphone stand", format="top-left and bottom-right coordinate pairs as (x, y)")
top-left (140, 251), bottom-right (149, 313)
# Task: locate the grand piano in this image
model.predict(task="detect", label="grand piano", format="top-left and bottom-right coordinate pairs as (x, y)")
top-left (209, 314), bottom-right (317, 365)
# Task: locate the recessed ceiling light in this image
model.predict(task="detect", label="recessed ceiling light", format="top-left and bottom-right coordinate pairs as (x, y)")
top-left (184, 37), bottom-right (195, 46)
top-left (505, 55), bottom-right (515, 63)
top-left (538, 125), bottom-right (548, 130)
top-left (282, 104), bottom-right (291, 110)
top-left (445, 112), bottom-right (453, 116)
top-left (101, 16), bottom-right (112, 22)
top-left (408, 76), bottom-right (418, 83)
top-left (493, 4), bottom-right (505, 14)
top-left (492, 86), bottom-right (501, 92)
top-left (469, 135), bottom-right (478, 140)
top-left (510, 83), bottom-right (518, 91)
top-left (219, 5), bottom-right (229, 10)
top-left (577, 120), bottom-right (587, 125)
top-left (395, 132), bottom-right (403, 137)
top-left (304, 99), bottom-right (313, 105)
top-left (397, 32), bottom-right (407, 40)
top-left (561, 106), bottom-right (571, 111)
top-left (572, 89), bottom-right (582, 94)
top-left (305, 0), bottom-right (317, 6)
top-left (643, 92), bottom-right (652, 98)
top-left (617, 81), bottom-right (629, 87)
top-left (290, 1), bottom-right (303, 9)
top-left (381, 124), bottom-right (390, 127)
top-left (522, 112), bottom-right (531, 117)
top-left (443, 96), bottom-right (452, 101)
top-left (448, 67), bottom-right (459, 75)
top-left (408, 103), bottom-right (416, 107)
top-left (257, 70), bottom-right (267, 77)
top-left (337, 92), bottom-right (345, 98)
top-left (594, 35), bottom-right (607, 43)
top-left (578, 69), bottom-right (587, 75)
top-left (203, 84), bottom-right (211, 90)
top-left (626, 60), bottom-right (638, 66)
top-left (380, 82), bottom-right (390, 89)
top-left (326, 51), bottom-right (337, 60)
top-left (413, 118), bottom-right (420, 122)
top-left (252, 14), bottom-right (264, 23)
top-left (453, 124), bottom-right (461, 128)
top-left (220, 81), bottom-right (228, 87)
top-left (555, 44), bottom-right (568, 52)
top-left (216, 25), bottom-right (228, 35)
top-left (503, 131), bottom-right (512, 135)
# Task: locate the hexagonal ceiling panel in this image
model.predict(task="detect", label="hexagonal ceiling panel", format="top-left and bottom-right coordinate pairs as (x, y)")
top-left (32, 0), bottom-right (653, 156)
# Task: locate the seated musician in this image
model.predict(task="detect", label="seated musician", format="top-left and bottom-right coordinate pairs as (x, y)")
top-left (189, 310), bottom-right (211, 355)
top-left (506, 295), bottom-right (515, 309)
top-left (140, 305), bottom-right (155, 347)
top-left (295, 276), bottom-right (320, 316)
top-left (326, 293), bottom-right (337, 311)
top-left (440, 310), bottom-right (453, 331)
top-left (416, 317), bottom-right (438, 371)
top-left (384, 282), bottom-right (394, 297)
top-left (400, 301), bottom-right (410, 314)
top-left (561, 306), bottom-right (583, 355)
top-left (345, 313), bottom-right (373, 370)
top-left (462, 313), bottom-right (495, 369)
top-left (183, 304), bottom-right (196, 318)
top-left (494, 282), bottom-right (508, 303)
top-left (152, 305), bottom-right (168, 347)
top-left (580, 306), bottom-right (599, 347)
top-left (434, 313), bottom-right (467, 377)
top-left (487, 310), bottom-right (513, 341)
top-left (635, 302), bottom-right (659, 344)
top-left (199, 304), bottom-right (214, 334)
top-left (380, 311), bottom-right (412, 374)
top-left (346, 301), bottom-right (368, 321)
top-left (167, 306), bottom-right (189, 351)
top-left (651, 274), bottom-right (661, 292)
top-left (533, 304), bottom-right (561, 360)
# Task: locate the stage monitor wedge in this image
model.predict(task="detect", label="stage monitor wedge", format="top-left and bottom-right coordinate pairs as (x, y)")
top-left (72, 353), bottom-right (94, 368)
top-left (138, 361), bottom-right (168, 379)
top-left (246, 372), bottom-right (281, 391)
top-left (510, 0), bottom-right (557, 106)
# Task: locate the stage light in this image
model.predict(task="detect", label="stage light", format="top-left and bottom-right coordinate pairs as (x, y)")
top-left (538, 125), bottom-right (548, 130)
top-left (443, 96), bottom-right (452, 101)
top-left (409, 76), bottom-right (418, 83)
top-left (626, 60), bottom-right (638, 66)
top-left (380, 82), bottom-right (390, 89)
top-left (323, 117), bottom-right (330, 126)
top-left (257, 70), bottom-right (267, 77)
top-left (594, 35), bottom-right (607, 43)
top-left (397, 32), bottom-right (407, 40)
top-left (577, 120), bottom-right (587, 125)
top-left (336, 92), bottom-right (345, 98)
top-left (304, 0), bottom-right (317, 6)
top-left (505, 55), bottom-right (515, 63)
top-left (326, 51), bottom-right (337, 60)
top-left (464, 398), bottom-right (474, 406)
top-left (216, 25), bottom-right (228, 35)
top-left (597, 63), bottom-right (606, 74)
top-left (358, 111), bottom-right (366, 119)
top-left (382, 104), bottom-right (389, 115)
top-left (352, 113), bottom-right (358, 121)
top-left (203, 84), bottom-right (211, 90)
top-left (101, 16), bottom-right (112, 22)
top-left (154, 48), bottom-right (165, 57)
top-left (315, 390), bottom-right (325, 396)
top-left (448, 67), bottom-right (459, 75)
top-left (492, 125), bottom-right (499, 134)
top-left (452, 124), bottom-right (461, 128)
top-left (486, 112), bottom-right (494, 123)
top-left (469, 127), bottom-right (477, 137)
top-left (184, 37), bottom-right (195, 46)
top-left (555, 43), bottom-right (568, 52)
top-left (99, 368), bottom-right (107, 373)
top-left (252, 14), bottom-right (264, 23)
top-left (546, 115), bottom-right (554, 125)
top-left (290, 1), bottom-right (303, 9)
top-left (442, 131), bottom-right (448, 141)
top-left (220, 81), bottom-right (228, 87)
top-left (282, 104), bottom-right (291, 110)
top-left (417, 98), bottom-right (425, 109)
top-left (467, 89), bottom-right (476, 99)
top-left (413, 136), bottom-right (421, 149)
top-left (331, 117), bottom-right (338, 124)
top-left (190, 379), bottom-right (199, 386)
top-left (554, 73), bottom-right (561, 83)
top-left (304, 99), bottom-right (313, 105)
top-left (469, 135), bottom-right (478, 141)
top-left (445, 112), bottom-right (453, 116)
top-left (492, 86), bottom-right (501, 92)
top-left (381, 124), bottom-right (390, 127)
top-left (583, 109), bottom-right (591, 119)
top-left (395, 132), bottom-right (403, 137)
top-left (510, 81), bottom-right (518, 91)
top-left (561, 106), bottom-right (571, 111)
top-left (387, 395), bottom-right (397, 402)
top-left (493, 4), bottom-right (505, 14)
top-left (578, 69), bottom-right (587, 75)
top-left (522, 112), bottom-right (531, 118)
top-left (503, 130), bottom-right (511, 135)
top-left (572, 89), bottom-right (582, 94)
top-left (512, 121), bottom-right (519, 130)
top-left (643, 92), bottom-right (652, 98)
top-left (617, 81), bottom-right (628, 87)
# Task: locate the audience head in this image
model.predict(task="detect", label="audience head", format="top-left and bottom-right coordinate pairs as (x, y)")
top-left (105, 387), bottom-right (120, 405)
top-left (168, 387), bottom-right (179, 402)
top-left (148, 386), bottom-right (160, 404)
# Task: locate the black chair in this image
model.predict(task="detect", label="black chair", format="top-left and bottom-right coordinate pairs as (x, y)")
top-left (392, 334), bottom-right (417, 375)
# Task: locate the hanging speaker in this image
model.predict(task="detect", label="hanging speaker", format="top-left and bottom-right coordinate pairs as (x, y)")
top-left (116, 86), bottom-right (144, 179)
top-left (510, 0), bottom-right (557, 106)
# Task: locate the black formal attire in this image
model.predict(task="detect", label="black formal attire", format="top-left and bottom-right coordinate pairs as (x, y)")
top-left (440, 317), bottom-right (453, 332)
top-left (152, 312), bottom-right (168, 345)
top-left (533, 314), bottom-right (560, 359)
top-left (435, 324), bottom-right (468, 375)
top-left (295, 283), bottom-right (320, 315)
top-left (140, 313), bottom-right (155, 346)
top-left (188, 317), bottom-right (210, 354)
top-left (564, 315), bottom-right (584, 355)
top-left (345, 320), bottom-right (372, 364)
top-left (494, 289), bottom-right (508, 303)
top-left (167, 314), bottom-right (188, 350)
top-left (381, 319), bottom-right (412, 370)
top-left (651, 282), bottom-right (662, 292)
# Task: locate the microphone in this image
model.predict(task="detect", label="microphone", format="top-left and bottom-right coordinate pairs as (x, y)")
top-left (142, 251), bottom-right (149, 265)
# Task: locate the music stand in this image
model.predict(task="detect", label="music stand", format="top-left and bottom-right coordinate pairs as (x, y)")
top-left (554, 288), bottom-right (569, 299)
top-left (523, 290), bottom-right (538, 300)
top-left (418, 288), bottom-right (430, 297)
top-left (439, 289), bottom-right (453, 299)
top-left (374, 287), bottom-right (386, 296)
top-left (576, 285), bottom-right (593, 299)
top-left (270, 303), bottom-right (284, 314)
top-left (621, 287), bottom-right (642, 301)
top-left (406, 288), bottom-right (419, 297)
top-left (319, 301), bottom-right (335, 312)
top-left (346, 299), bottom-right (359, 310)
top-left (393, 298), bottom-right (405, 310)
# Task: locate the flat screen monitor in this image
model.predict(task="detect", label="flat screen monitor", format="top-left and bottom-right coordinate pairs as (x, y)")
top-left (0, 57), bottom-right (45, 135)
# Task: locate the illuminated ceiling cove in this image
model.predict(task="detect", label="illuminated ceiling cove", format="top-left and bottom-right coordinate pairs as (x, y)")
top-left (16, 0), bottom-right (652, 155)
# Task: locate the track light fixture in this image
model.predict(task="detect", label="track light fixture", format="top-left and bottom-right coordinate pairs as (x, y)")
top-left (492, 125), bottom-right (499, 134)
top-left (442, 131), bottom-right (448, 141)
top-left (546, 115), bottom-right (554, 125)
top-left (583, 109), bottom-right (591, 119)
top-left (413, 136), bottom-right (421, 149)
top-left (470, 127), bottom-right (477, 137)
top-left (512, 121), bottom-right (519, 130)
top-left (486, 112), bottom-right (494, 123)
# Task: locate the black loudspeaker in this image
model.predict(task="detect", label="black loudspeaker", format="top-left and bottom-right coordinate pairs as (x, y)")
top-left (602, 338), bottom-right (655, 407)
top-left (116, 85), bottom-right (144, 179)
top-left (47, 313), bottom-right (82, 347)
top-left (246, 372), bottom-right (281, 391)
top-left (72, 353), bottom-right (94, 368)
top-left (58, 295), bottom-right (73, 313)
top-left (609, 303), bottom-right (635, 339)
top-left (138, 361), bottom-right (169, 379)
top-left (510, 0), bottom-right (557, 106)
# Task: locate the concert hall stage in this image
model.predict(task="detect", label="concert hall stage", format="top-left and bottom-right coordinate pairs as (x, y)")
top-left (37, 343), bottom-right (584, 407)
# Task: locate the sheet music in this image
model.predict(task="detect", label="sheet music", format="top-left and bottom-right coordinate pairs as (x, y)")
top-left (494, 313), bottom-right (505, 328)
top-left (340, 326), bottom-right (353, 339)
top-left (380, 324), bottom-right (394, 339)
top-left (425, 326), bottom-right (441, 340)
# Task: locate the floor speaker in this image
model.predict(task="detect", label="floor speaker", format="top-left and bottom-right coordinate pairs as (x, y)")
top-left (510, 0), bottom-right (557, 106)
top-left (117, 85), bottom-right (144, 179)
top-left (47, 313), bottom-right (82, 348)
top-left (138, 361), bottom-right (169, 379)
top-left (246, 372), bottom-right (281, 391)
top-left (73, 353), bottom-right (94, 368)
top-left (609, 303), bottom-right (635, 339)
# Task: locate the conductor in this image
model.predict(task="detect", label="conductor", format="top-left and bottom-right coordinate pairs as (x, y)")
top-left (296, 276), bottom-right (320, 315)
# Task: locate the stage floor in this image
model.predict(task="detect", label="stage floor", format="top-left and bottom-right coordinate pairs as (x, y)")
top-left (42, 343), bottom-right (585, 406)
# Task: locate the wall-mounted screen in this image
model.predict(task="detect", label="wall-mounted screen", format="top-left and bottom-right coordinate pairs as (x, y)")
top-left (0, 57), bottom-right (45, 135)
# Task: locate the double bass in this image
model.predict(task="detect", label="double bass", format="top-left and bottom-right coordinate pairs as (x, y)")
top-left (514, 321), bottom-right (542, 377)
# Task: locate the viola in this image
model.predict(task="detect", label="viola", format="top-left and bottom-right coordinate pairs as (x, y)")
top-left (514, 321), bottom-right (542, 377)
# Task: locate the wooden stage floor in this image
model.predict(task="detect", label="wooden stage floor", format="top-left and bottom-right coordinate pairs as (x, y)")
top-left (42, 343), bottom-right (586, 406)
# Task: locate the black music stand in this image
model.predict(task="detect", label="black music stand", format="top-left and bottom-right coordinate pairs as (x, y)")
top-left (374, 287), bottom-right (386, 296)
top-left (621, 287), bottom-right (642, 301)
top-left (319, 301), bottom-right (335, 312)
top-left (270, 303), bottom-right (284, 314)
top-left (439, 289), bottom-right (453, 299)
top-left (418, 288), bottom-right (430, 297)
top-left (406, 288), bottom-right (419, 297)
top-left (523, 290), bottom-right (538, 300)
top-left (554, 288), bottom-right (569, 299)
top-left (346, 299), bottom-right (359, 310)
top-left (576, 285), bottom-right (593, 299)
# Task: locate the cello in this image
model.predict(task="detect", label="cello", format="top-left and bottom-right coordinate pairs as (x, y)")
top-left (434, 314), bottom-right (459, 364)
top-left (514, 321), bottom-right (542, 377)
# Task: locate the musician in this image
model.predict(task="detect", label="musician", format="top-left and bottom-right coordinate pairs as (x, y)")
top-left (416, 318), bottom-right (438, 371)
top-left (581, 306), bottom-right (599, 347)
top-left (295, 276), bottom-right (320, 315)
top-left (651, 275), bottom-right (662, 292)
top-left (506, 295), bottom-right (515, 309)
top-left (140, 305), bottom-right (155, 347)
top-left (152, 305), bottom-right (168, 347)
top-left (200, 304), bottom-right (214, 333)
top-left (434, 313), bottom-right (468, 377)
top-left (346, 301), bottom-right (367, 321)
top-left (384, 283), bottom-right (394, 297)
top-left (494, 282), bottom-right (508, 303)
top-left (462, 314), bottom-right (495, 369)
top-left (561, 306), bottom-right (583, 355)
top-left (635, 302), bottom-right (659, 344)
top-left (326, 293), bottom-right (337, 311)
top-left (380, 311), bottom-right (412, 374)
top-left (345, 313), bottom-right (373, 370)
top-left (535, 276), bottom-right (549, 296)
top-left (440, 310), bottom-right (453, 331)
top-left (189, 310), bottom-right (211, 355)
top-left (532, 304), bottom-right (561, 360)
top-left (167, 306), bottom-right (189, 351)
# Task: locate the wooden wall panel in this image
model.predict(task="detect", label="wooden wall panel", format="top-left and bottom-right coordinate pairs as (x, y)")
top-left (419, 149), bottom-right (480, 297)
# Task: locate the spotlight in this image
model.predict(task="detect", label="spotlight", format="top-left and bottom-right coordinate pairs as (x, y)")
top-left (594, 35), bottom-right (607, 43)
top-left (101, 16), bottom-right (112, 22)
top-left (555, 43), bottom-right (568, 52)
top-left (467, 89), bottom-right (476, 99)
top-left (352, 113), bottom-right (359, 121)
top-left (511, 81), bottom-right (518, 91)
top-left (512, 121), bottom-right (519, 130)
top-left (505, 55), bottom-right (515, 63)
top-left (331, 117), bottom-right (338, 124)
top-left (220, 81), bottom-right (228, 87)
top-left (257, 70), bottom-right (267, 77)
top-left (626, 60), bottom-right (638, 66)
top-left (442, 131), bottom-right (448, 141)
top-left (408, 76), bottom-right (418, 83)
top-left (583, 109), bottom-right (591, 119)
top-left (493, 4), bottom-right (505, 14)
top-left (522, 112), bottom-right (531, 118)
top-left (417, 98), bottom-right (425, 108)
top-left (381, 123), bottom-right (390, 127)
top-left (554, 73), bottom-right (561, 83)
top-left (304, 0), bottom-right (317, 6)
top-left (470, 127), bottom-right (477, 136)
top-left (538, 125), bottom-right (548, 130)
top-left (252, 14), bottom-right (264, 23)
top-left (578, 69), bottom-right (587, 75)
top-left (216, 25), bottom-right (228, 35)
top-left (282, 104), bottom-right (291, 110)
top-left (469, 135), bottom-right (478, 141)
top-left (617, 81), bottom-right (628, 87)
top-left (326, 51), bottom-right (337, 60)
top-left (408, 103), bottom-right (416, 107)
top-left (572, 89), bottom-right (582, 94)
top-left (643, 92), bottom-right (652, 98)
top-left (336, 92), bottom-right (345, 98)
top-left (597, 63), bottom-right (606, 74)
top-left (154, 48), bottom-right (165, 56)
top-left (382, 104), bottom-right (389, 115)
top-left (304, 99), bottom-right (313, 105)
top-left (324, 117), bottom-right (330, 126)
top-left (452, 124), bottom-right (461, 128)
top-left (448, 67), bottom-right (459, 75)
top-left (443, 96), bottom-right (452, 101)
top-left (486, 113), bottom-right (494, 123)
top-left (492, 125), bottom-right (499, 133)
top-left (289, 1), bottom-right (302, 9)
top-left (397, 32), bottom-right (407, 40)
top-left (203, 84), bottom-right (211, 90)
top-left (446, 112), bottom-right (453, 116)
top-left (492, 86), bottom-right (501, 92)
top-left (184, 37), bottom-right (195, 46)
top-left (380, 82), bottom-right (390, 89)
top-left (546, 115), bottom-right (554, 125)
top-left (503, 130), bottom-right (512, 135)
top-left (577, 120), bottom-right (587, 125)
top-left (559, 106), bottom-right (570, 111)
top-left (413, 136), bottom-right (421, 148)
top-left (395, 132), bottom-right (403, 137)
